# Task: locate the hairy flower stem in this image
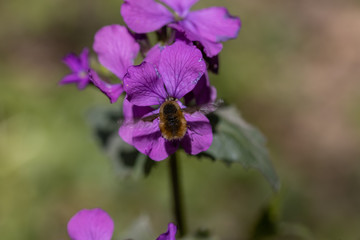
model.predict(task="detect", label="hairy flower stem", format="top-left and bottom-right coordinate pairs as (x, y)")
top-left (169, 152), bottom-right (186, 237)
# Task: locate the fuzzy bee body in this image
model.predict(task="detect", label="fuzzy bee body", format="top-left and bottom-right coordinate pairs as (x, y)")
top-left (139, 98), bottom-right (223, 141)
top-left (159, 100), bottom-right (187, 140)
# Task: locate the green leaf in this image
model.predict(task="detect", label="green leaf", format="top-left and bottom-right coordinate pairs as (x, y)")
top-left (250, 197), bottom-right (313, 240)
top-left (87, 105), bottom-right (155, 179)
top-left (204, 106), bottom-right (280, 191)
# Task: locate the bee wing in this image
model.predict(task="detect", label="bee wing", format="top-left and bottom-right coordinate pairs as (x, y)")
top-left (141, 113), bottom-right (160, 122)
top-left (182, 99), bottom-right (224, 115)
top-left (118, 113), bottom-right (160, 127)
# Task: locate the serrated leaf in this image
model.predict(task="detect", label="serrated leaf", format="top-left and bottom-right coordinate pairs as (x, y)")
top-left (205, 106), bottom-right (280, 191)
top-left (87, 106), bottom-right (155, 179)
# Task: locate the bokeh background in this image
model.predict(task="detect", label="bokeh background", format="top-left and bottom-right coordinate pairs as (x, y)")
top-left (1, 0), bottom-right (360, 239)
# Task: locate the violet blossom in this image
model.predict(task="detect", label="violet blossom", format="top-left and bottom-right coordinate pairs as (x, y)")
top-left (121, 0), bottom-right (241, 57)
top-left (60, 48), bottom-right (91, 90)
top-left (67, 208), bottom-right (177, 240)
top-left (119, 41), bottom-right (213, 161)
top-left (89, 24), bottom-right (140, 103)
top-left (157, 223), bottom-right (177, 240)
top-left (143, 40), bottom-right (216, 106)
top-left (67, 208), bottom-right (114, 240)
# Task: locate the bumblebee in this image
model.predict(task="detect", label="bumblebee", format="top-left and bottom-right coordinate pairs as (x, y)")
top-left (159, 99), bottom-right (187, 140)
top-left (141, 97), bottom-right (222, 141)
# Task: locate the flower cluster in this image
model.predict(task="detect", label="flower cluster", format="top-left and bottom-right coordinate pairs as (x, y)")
top-left (61, 0), bottom-right (241, 161)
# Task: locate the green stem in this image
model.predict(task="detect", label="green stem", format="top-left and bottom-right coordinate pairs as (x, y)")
top-left (169, 152), bottom-right (186, 237)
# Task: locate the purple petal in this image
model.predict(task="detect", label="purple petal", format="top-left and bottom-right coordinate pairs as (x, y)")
top-left (184, 71), bottom-right (217, 105)
top-left (119, 98), bottom-right (156, 145)
top-left (121, 117), bottom-right (179, 161)
top-left (89, 70), bottom-right (123, 103)
top-left (79, 48), bottom-right (90, 69)
top-left (170, 22), bottom-right (223, 57)
top-left (144, 44), bottom-right (165, 67)
top-left (121, 0), bottom-right (174, 33)
top-left (93, 25), bottom-right (139, 79)
top-left (159, 41), bottom-right (206, 99)
top-left (77, 77), bottom-right (91, 90)
top-left (67, 208), bottom-right (114, 240)
top-left (123, 62), bottom-right (167, 106)
top-left (174, 30), bottom-right (192, 45)
top-left (63, 53), bottom-right (82, 72)
top-left (59, 73), bottom-right (82, 85)
top-left (159, 0), bottom-right (199, 17)
top-left (157, 223), bottom-right (177, 240)
top-left (181, 112), bottom-right (212, 155)
top-left (176, 7), bottom-right (241, 57)
top-left (199, 40), bottom-right (223, 58)
top-left (186, 7), bottom-right (241, 42)
top-left (59, 72), bottom-right (90, 90)
top-left (123, 98), bottom-right (155, 120)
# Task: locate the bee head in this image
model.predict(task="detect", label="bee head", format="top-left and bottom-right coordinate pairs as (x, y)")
top-left (163, 102), bottom-right (178, 114)
top-left (166, 97), bottom-right (176, 102)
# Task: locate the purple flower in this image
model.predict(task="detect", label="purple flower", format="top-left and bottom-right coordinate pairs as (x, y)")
top-left (119, 41), bottom-right (213, 161)
top-left (60, 48), bottom-right (91, 90)
top-left (67, 208), bottom-right (177, 240)
top-left (67, 208), bottom-right (114, 240)
top-left (184, 71), bottom-right (217, 106)
top-left (144, 40), bottom-right (216, 106)
top-left (89, 24), bottom-right (140, 103)
top-left (121, 0), bottom-right (241, 57)
top-left (157, 223), bottom-right (177, 240)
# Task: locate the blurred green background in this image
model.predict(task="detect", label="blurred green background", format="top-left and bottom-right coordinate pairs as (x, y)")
top-left (1, 0), bottom-right (360, 239)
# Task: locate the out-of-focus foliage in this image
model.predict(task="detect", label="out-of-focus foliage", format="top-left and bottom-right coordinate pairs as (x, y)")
top-left (205, 106), bottom-right (279, 191)
top-left (87, 106), bottom-right (155, 179)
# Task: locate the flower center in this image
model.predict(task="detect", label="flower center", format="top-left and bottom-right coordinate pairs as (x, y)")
top-left (174, 13), bottom-right (184, 22)
top-left (78, 71), bottom-right (87, 79)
